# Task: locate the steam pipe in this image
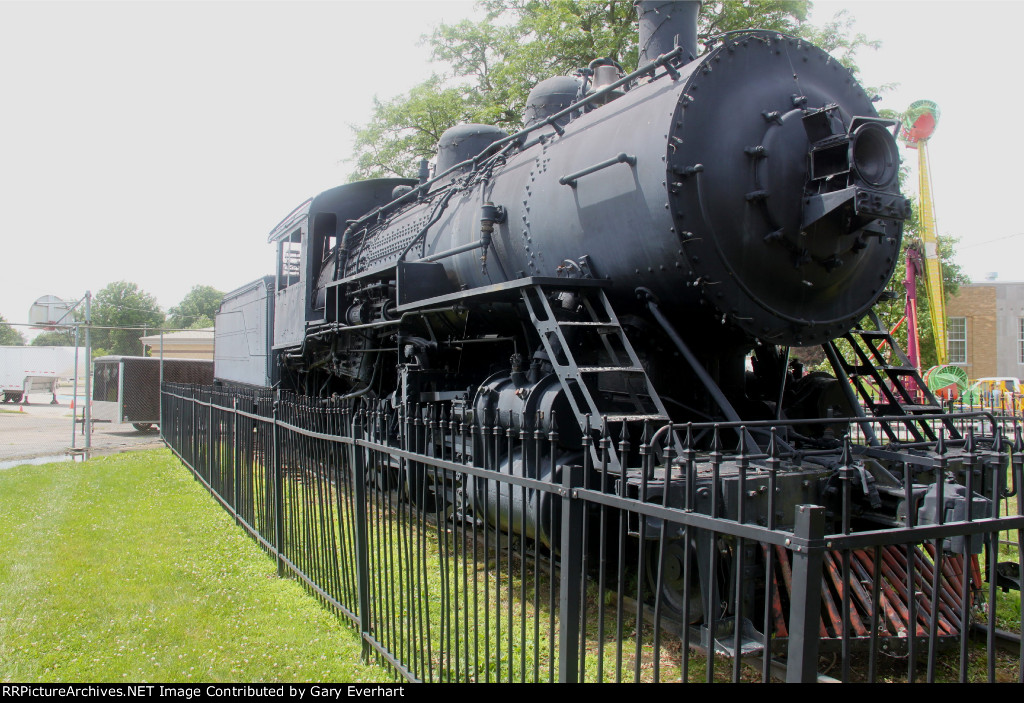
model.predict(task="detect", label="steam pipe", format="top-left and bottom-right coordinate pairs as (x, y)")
top-left (421, 201), bottom-right (500, 263)
top-left (423, 238), bottom-right (488, 263)
top-left (640, 288), bottom-right (760, 451)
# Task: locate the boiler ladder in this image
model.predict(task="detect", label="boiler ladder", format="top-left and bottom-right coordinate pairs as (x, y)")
top-left (826, 327), bottom-right (960, 444)
top-left (520, 283), bottom-right (674, 471)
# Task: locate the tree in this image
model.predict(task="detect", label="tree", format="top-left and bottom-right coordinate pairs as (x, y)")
top-left (31, 329), bottom-right (76, 346)
top-left (89, 281), bottom-right (166, 357)
top-left (0, 314), bottom-right (26, 346)
top-left (348, 1), bottom-right (879, 180)
top-left (167, 285), bottom-right (223, 329)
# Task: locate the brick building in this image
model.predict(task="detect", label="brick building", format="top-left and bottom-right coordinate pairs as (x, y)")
top-left (945, 281), bottom-right (1024, 379)
top-left (138, 328), bottom-right (214, 360)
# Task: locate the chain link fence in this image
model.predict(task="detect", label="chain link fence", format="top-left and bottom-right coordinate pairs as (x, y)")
top-left (0, 323), bottom-right (211, 468)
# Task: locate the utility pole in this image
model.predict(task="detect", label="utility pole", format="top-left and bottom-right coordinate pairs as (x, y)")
top-left (71, 324), bottom-right (80, 450)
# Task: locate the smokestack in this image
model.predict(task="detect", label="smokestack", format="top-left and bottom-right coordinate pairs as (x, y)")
top-left (636, 1), bottom-right (700, 66)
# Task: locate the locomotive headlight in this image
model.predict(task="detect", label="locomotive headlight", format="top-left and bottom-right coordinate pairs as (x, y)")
top-left (850, 122), bottom-right (899, 188)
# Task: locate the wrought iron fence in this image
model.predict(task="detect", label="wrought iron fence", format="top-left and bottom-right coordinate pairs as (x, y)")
top-left (161, 383), bottom-right (1024, 683)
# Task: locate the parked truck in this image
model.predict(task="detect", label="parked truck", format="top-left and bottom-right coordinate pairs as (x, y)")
top-left (0, 346), bottom-right (82, 404)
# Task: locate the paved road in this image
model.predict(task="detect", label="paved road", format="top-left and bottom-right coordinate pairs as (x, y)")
top-left (0, 398), bottom-right (165, 467)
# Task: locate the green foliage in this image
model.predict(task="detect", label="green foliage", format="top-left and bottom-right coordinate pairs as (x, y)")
top-left (0, 450), bottom-right (389, 682)
top-left (348, 1), bottom-right (643, 180)
top-left (89, 281), bottom-right (166, 357)
top-left (30, 329), bottom-right (76, 346)
top-left (167, 285), bottom-right (223, 330)
top-left (348, 1), bottom-right (880, 180)
top-left (797, 8), bottom-right (879, 76)
top-left (349, 77), bottom-right (472, 179)
top-left (186, 313), bottom-right (214, 329)
top-left (0, 314), bottom-right (26, 346)
top-left (699, 0), bottom-right (808, 37)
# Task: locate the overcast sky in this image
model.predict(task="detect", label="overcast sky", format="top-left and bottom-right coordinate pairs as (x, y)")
top-left (1, 0), bottom-right (1020, 335)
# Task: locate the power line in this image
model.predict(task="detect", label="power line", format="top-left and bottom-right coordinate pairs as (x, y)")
top-left (959, 232), bottom-right (1024, 249)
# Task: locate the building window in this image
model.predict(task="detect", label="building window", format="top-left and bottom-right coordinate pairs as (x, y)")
top-left (948, 316), bottom-right (967, 364)
top-left (1019, 318), bottom-right (1024, 364)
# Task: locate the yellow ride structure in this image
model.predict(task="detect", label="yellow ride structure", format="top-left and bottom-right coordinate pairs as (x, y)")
top-left (901, 100), bottom-right (947, 366)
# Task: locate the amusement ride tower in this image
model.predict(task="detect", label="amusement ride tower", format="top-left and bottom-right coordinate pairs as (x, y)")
top-left (900, 100), bottom-right (947, 369)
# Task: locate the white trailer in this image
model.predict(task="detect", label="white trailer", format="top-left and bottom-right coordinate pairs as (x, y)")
top-left (0, 346), bottom-right (82, 404)
top-left (92, 356), bottom-right (214, 430)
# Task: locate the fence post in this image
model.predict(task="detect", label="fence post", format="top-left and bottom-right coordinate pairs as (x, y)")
top-left (785, 504), bottom-right (826, 683)
top-left (233, 396), bottom-right (240, 517)
top-left (558, 463), bottom-right (585, 683)
top-left (351, 409), bottom-right (372, 659)
top-left (208, 390), bottom-right (216, 491)
top-left (273, 389), bottom-right (284, 577)
top-left (190, 388), bottom-right (197, 473)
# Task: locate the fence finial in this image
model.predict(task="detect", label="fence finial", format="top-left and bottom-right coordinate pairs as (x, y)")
top-left (710, 423), bottom-right (722, 455)
top-left (964, 425), bottom-right (976, 455)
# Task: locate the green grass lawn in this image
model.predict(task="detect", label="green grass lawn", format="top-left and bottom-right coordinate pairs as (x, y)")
top-left (0, 449), bottom-right (392, 683)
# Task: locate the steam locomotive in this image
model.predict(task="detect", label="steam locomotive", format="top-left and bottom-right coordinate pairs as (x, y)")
top-left (214, 1), bottom-right (999, 649)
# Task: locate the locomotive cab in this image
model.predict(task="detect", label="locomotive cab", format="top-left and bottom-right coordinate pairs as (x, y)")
top-left (268, 178), bottom-right (418, 353)
top-left (269, 199), bottom-right (309, 350)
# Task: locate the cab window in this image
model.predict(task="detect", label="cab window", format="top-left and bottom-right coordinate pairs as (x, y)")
top-left (277, 229), bottom-right (302, 288)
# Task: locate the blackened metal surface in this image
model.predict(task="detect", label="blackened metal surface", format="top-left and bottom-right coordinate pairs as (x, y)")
top-left (637, 0), bottom-right (700, 65)
top-left (333, 35), bottom-right (903, 349)
top-left (524, 75), bottom-right (584, 128)
top-left (435, 123), bottom-right (510, 175)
